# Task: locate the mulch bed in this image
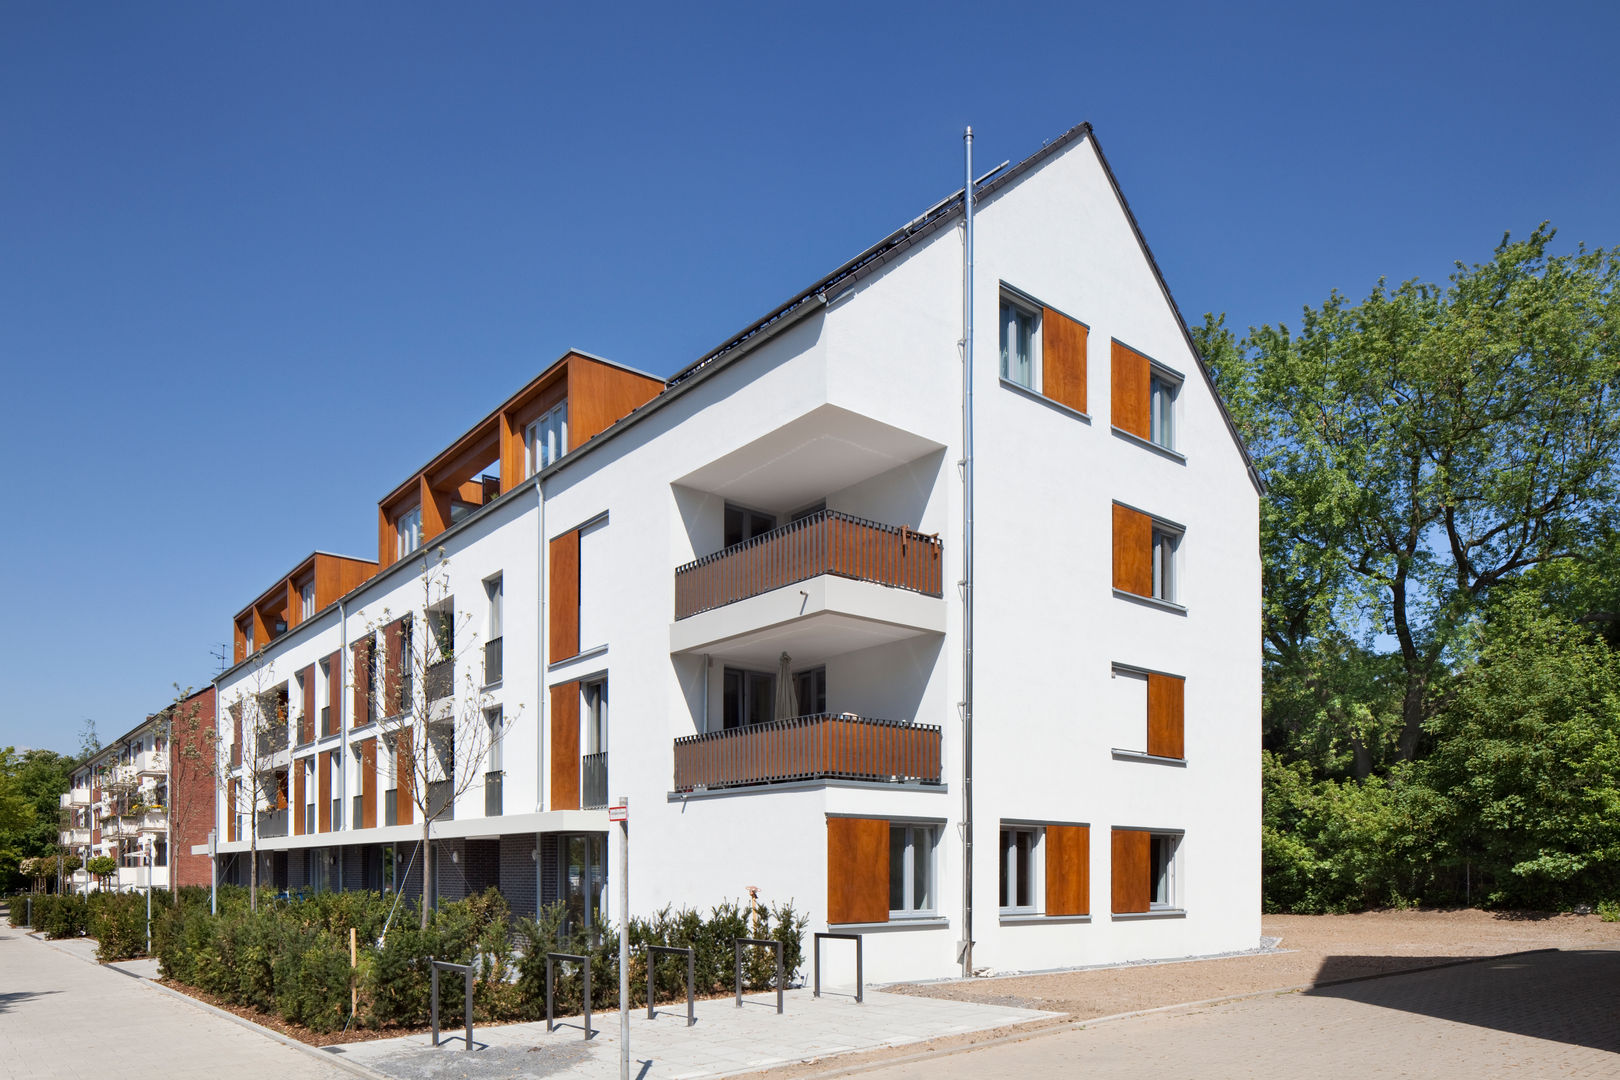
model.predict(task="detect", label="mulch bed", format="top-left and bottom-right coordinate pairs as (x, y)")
top-left (158, 979), bottom-right (442, 1047)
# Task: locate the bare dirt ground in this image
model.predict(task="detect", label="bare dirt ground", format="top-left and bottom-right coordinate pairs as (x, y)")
top-left (748, 909), bottom-right (1620, 1079)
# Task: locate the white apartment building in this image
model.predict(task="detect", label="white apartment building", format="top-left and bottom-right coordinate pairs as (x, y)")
top-left (63, 718), bottom-right (172, 893)
top-left (214, 122), bottom-right (1261, 981)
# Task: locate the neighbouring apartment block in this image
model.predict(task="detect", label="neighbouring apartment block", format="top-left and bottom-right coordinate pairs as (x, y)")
top-left (60, 687), bottom-right (215, 892)
top-left (211, 123), bottom-right (1261, 981)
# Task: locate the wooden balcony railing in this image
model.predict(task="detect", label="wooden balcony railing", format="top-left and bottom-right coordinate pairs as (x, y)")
top-left (672, 713), bottom-right (942, 792)
top-left (674, 510), bottom-right (942, 620)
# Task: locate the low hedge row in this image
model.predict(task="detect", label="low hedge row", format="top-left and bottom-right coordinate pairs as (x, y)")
top-left (154, 885), bottom-right (808, 1034)
top-left (9, 889), bottom-right (175, 961)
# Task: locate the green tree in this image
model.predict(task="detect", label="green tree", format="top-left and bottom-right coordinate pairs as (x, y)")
top-left (1198, 225), bottom-right (1620, 769)
top-left (1420, 591), bottom-right (1620, 907)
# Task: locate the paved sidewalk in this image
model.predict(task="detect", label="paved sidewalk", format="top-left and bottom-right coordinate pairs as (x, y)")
top-left (842, 949), bottom-right (1620, 1080)
top-left (332, 989), bottom-right (1057, 1080)
top-left (0, 923), bottom-right (351, 1080)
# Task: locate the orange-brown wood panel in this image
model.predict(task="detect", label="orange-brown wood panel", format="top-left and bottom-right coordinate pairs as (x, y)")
top-left (566, 354), bottom-right (664, 446)
top-left (231, 705), bottom-right (242, 767)
top-left (228, 778), bottom-right (239, 841)
top-left (336, 556), bottom-right (378, 597)
top-left (420, 474), bottom-right (450, 542)
top-left (498, 409), bottom-right (524, 492)
top-left (550, 681), bottom-right (580, 811)
top-left (378, 506), bottom-right (393, 567)
top-left (1112, 503), bottom-right (1154, 596)
top-left (360, 739), bottom-right (377, 829)
top-left (1147, 673), bottom-right (1185, 759)
top-left (315, 556), bottom-right (340, 612)
top-left (318, 752), bottom-right (333, 833)
top-left (275, 769), bottom-right (288, 810)
top-left (1045, 825), bottom-right (1090, 916)
top-left (827, 817), bottom-right (890, 924)
top-left (299, 665), bottom-right (315, 744)
top-left (1111, 340), bottom-right (1151, 438)
top-left (293, 766), bottom-right (306, 836)
top-left (383, 619), bottom-right (405, 717)
top-left (550, 530), bottom-right (580, 662)
top-left (1111, 828), bottom-right (1151, 914)
top-left (396, 734), bottom-right (415, 826)
top-left (285, 580), bottom-right (299, 629)
top-left (1042, 308), bottom-right (1089, 414)
top-left (352, 637), bottom-right (374, 727)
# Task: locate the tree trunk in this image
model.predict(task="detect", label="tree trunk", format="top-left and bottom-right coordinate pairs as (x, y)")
top-left (420, 817), bottom-right (432, 929)
top-left (249, 823), bottom-right (258, 912)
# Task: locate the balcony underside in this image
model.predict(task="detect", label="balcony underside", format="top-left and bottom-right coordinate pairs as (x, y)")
top-left (669, 575), bottom-right (943, 667)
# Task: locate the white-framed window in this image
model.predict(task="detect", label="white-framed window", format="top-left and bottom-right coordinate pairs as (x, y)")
top-left (999, 294), bottom-right (1041, 390)
top-left (1149, 369), bottom-right (1180, 450)
top-left (300, 579), bottom-right (317, 621)
top-left (999, 825), bottom-right (1043, 913)
top-left (526, 403), bottom-right (568, 476)
top-left (485, 707), bottom-right (503, 773)
top-left (888, 822), bottom-right (939, 916)
top-left (244, 623), bottom-right (255, 654)
top-left (1152, 525), bottom-right (1180, 603)
top-left (583, 678), bottom-right (608, 755)
top-left (485, 575), bottom-right (503, 639)
top-left (396, 506), bottom-right (423, 559)
top-left (1150, 833), bottom-right (1181, 909)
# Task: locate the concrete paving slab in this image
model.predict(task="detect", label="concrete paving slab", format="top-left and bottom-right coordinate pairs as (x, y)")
top-left (333, 988), bottom-right (1057, 1080)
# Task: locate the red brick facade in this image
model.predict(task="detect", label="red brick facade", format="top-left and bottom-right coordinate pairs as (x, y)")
top-left (168, 685), bottom-right (216, 889)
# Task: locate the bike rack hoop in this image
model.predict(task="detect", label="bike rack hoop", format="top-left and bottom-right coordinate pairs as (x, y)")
top-left (429, 959), bottom-right (476, 1050)
top-left (733, 937), bottom-right (785, 1015)
top-left (812, 932), bottom-right (864, 1004)
top-left (645, 945), bottom-right (697, 1026)
top-left (544, 952), bottom-right (594, 1040)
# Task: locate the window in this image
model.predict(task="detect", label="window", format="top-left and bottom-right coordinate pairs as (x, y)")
top-left (486, 707), bottom-right (504, 773)
top-left (486, 575), bottom-right (503, 639)
top-left (888, 823), bottom-right (938, 915)
top-left (1149, 370), bottom-right (1179, 450)
top-left (722, 667), bottom-right (774, 729)
top-left (1111, 666), bottom-right (1185, 760)
top-left (244, 623), bottom-right (255, 654)
top-left (396, 506), bottom-right (423, 559)
top-left (793, 666), bottom-right (827, 715)
top-left (300, 579), bottom-right (316, 621)
top-left (526, 403), bottom-right (568, 476)
top-left (1000, 295), bottom-right (1041, 389)
top-left (1150, 833), bottom-right (1180, 909)
top-left (583, 679), bottom-right (608, 755)
top-left (999, 825), bottom-right (1042, 913)
top-left (723, 504), bottom-right (776, 548)
top-left (1152, 526), bottom-right (1179, 603)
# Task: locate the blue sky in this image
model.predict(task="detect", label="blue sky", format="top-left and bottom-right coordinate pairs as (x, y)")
top-left (3, 2), bottom-right (1616, 753)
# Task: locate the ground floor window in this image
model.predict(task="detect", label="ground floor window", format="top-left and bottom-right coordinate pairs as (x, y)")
top-left (888, 823), bottom-right (938, 916)
top-left (999, 825), bottom-right (1042, 913)
top-left (559, 832), bottom-right (608, 938)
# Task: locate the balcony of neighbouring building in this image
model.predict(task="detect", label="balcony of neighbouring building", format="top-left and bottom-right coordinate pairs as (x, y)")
top-left (136, 750), bottom-right (168, 776)
top-left (672, 712), bottom-right (941, 793)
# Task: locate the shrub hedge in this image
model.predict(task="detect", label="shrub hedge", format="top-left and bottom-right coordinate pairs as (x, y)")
top-left (153, 885), bottom-right (808, 1034)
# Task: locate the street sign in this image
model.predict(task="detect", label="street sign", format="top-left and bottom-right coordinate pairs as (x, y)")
top-left (608, 804), bottom-right (628, 822)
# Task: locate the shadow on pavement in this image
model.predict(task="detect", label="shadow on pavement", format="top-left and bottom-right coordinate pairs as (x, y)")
top-left (1305, 949), bottom-right (1620, 1054)
top-left (0, 990), bottom-right (63, 1014)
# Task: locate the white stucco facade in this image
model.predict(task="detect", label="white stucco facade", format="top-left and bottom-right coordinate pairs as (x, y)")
top-left (214, 124), bottom-right (1260, 983)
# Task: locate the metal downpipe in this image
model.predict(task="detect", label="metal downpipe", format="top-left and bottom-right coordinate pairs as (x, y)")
top-left (959, 125), bottom-right (976, 979)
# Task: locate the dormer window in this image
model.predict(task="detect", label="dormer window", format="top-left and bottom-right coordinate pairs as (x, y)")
top-left (525, 403), bottom-right (568, 477)
top-left (396, 506), bottom-right (423, 559)
top-left (300, 579), bottom-right (316, 621)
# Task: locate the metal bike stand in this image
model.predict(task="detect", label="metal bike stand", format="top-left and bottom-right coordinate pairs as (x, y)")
top-left (429, 959), bottom-right (475, 1049)
top-left (646, 945), bottom-right (696, 1026)
top-left (545, 951), bottom-right (594, 1039)
top-left (733, 937), bottom-right (784, 1015)
top-left (812, 932), bottom-right (864, 1003)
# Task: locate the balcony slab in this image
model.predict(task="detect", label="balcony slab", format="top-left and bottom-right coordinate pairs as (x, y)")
top-left (669, 574), bottom-right (944, 667)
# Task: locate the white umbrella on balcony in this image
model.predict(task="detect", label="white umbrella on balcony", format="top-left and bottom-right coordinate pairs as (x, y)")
top-left (774, 652), bottom-right (798, 721)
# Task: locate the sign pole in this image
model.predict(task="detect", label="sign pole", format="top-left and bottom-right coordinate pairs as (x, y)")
top-left (611, 797), bottom-right (629, 1080)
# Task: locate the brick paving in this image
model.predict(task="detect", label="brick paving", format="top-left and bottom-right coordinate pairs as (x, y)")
top-left (842, 949), bottom-right (1620, 1080)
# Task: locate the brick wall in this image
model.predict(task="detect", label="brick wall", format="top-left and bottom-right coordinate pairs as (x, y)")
top-left (169, 686), bottom-right (217, 888)
top-left (499, 834), bottom-right (539, 917)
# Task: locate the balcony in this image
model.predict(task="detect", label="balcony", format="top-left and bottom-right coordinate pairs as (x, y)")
top-left (321, 706), bottom-right (335, 738)
top-left (675, 510), bottom-right (941, 620)
top-left (427, 780), bottom-right (453, 821)
top-left (426, 658), bottom-right (454, 702)
top-left (385, 789), bottom-right (398, 826)
top-left (257, 809), bottom-right (289, 838)
top-left (136, 751), bottom-right (168, 776)
top-left (672, 713), bottom-right (942, 792)
top-left (581, 753), bottom-right (608, 810)
top-left (484, 772), bottom-right (503, 817)
top-left (484, 637), bottom-right (503, 685)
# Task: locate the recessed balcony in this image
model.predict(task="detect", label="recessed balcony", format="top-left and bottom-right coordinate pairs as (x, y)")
top-left (673, 712), bottom-right (942, 793)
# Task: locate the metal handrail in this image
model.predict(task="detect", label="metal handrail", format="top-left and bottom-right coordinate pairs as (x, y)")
top-left (672, 712), bottom-right (943, 792)
top-left (674, 508), bottom-right (942, 618)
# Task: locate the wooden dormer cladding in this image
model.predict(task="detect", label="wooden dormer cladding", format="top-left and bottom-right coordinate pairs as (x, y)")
top-left (232, 552), bottom-right (378, 661)
top-left (377, 351), bottom-right (662, 566)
